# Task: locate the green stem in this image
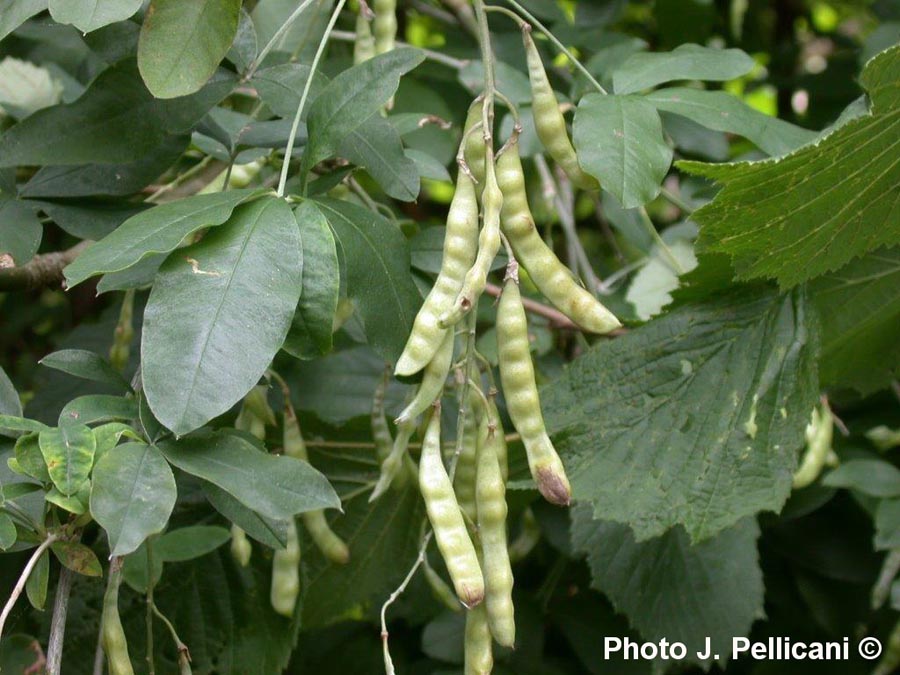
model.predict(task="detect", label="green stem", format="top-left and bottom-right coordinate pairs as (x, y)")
top-left (502, 0), bottom-right (608, 95)
top-left (639, 208), bottom-right (685, 274)
top-left (278, 0), bottom-right (348, 198)
top-left (146, 539), bottom-right (156, 675)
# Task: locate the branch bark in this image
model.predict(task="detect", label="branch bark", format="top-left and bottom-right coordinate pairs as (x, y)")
top-left (0, 242), bottom-right (90, 292)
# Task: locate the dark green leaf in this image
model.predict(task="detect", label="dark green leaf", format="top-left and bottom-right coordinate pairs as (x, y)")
top-left (39, 424), bottom-right (96, 496)
top-left (541, 288), bottom-right (819, 542)
top-left (301, 48), bottom-right (425, 175)
top-left (160, 430), bottom-right (340, 519)
top-left (613, 44), bottom-right (755, 94)
top-left (90, 442), bottom-right (177, 556)
top-left (875, 499), bottom-right (900, 550)
top-left (811, 248), bottom-right (900, 395)
top-left (50, 540), bottom-right (102, 576)
top-left (64, 188), bottom-right (263, 288)
top-left (0, 366), bottom-right (21, 417)
top-left (0, 59), bottom-right (234, 167)
top-left (33, 200), bottom-right (145, 240)
top-left (250, 62), bottom-right (328, 119)
top-left (0, 415), bottom-right (48, 437)
top-left (315, 199), bottom-right (421, 364)
top-left (0, 512), bottom-right (16, 549)
top-left (14, 432), bottom-right (49, 482)
top-left (283, 201), bottom-right (339, 359)
top-left (646, 88), bottom-right (817, 156)
top-left (141, 196), bottom-right (301, 435)
top-left (203, 481), bottom-right (289, 549)
top-left (155, 525), bottom-right (231, 561)
top-left (227, 9), bottom-right (257, 73)
top-left (39, 349), bottom-right (128, 391)
top-left (46, 482), bottom-right (90, 514)
top-left (574, 93), bottom-right (672, 208)
top-left (49, 0), bottom-right (143, 33)
top-left (59, 395), bottom-right (138, 426)
top-left (122, 539), bottom-right (163, 593)
top-left (823, 459), bottom-right (900, 498)
top-left (25, 549), bottom-right (49, 609)
top-left (93, 422), bottom-right (143, 460)
top-left (0, 198), bottom-right (42, 266)
top-left (571, 507), bottom-right (764, 668)
top-left (19, 135), bottom-right (188, 198)
top-left (339, 115), bottom-right (420, 202)
top-left (138, 0), bottom-right (242, 98)
top-left (683, 45), bottom-right (900, 288)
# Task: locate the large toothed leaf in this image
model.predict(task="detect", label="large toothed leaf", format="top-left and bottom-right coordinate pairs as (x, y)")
top-left (313, 199), bottom-right (422, 364)
top-left (138, 0), bottom-right (242, 98)
top-left (90, 442), bottom-right (177, 556)
top-left (682, 45), bottom-right (900, 288)
top-left (141, 196), bottom-right (301, 436)
top-left (541, 288), bottom-right (819, 542)
top-left (64, 188), bottom-right (264, 288)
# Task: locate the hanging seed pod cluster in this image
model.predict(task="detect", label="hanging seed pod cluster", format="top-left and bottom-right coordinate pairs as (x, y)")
top-left (378, 21), bottom-right (620, 669)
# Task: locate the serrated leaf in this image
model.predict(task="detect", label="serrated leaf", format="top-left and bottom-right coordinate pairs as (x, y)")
top-left (283, 201), bottom-right (339, 359)
top-left (64, 188), bottom-right (264, 288)
top-left (613, 44), bottom-right (755, 94)
top-left (645, 88), bottom-right (817, 157)
top-left (0, 198), bottom-right (42, 266)
top-left (59, 395), bottom-right (138, 427)
top-left (0, 366), bottom-right (21, 417)
top-left (314, 199), bottom-right (422, 364)
top-left (39, 424), bottom-right (96, 496)
top-left (0, 59), bottom-right (233, 167)
top-left (301, 48), bottom-right (425, 176)
top-left (141, 196), bottom-right (301, 435)
top-left (625, 238), bottom-right (698, 320)
top-left (39, 349), bottom-right (129, 391)
top-left (50, 540), bottom-right (102, 576)
top-left (90, 442), bottom-right (176, 556)
top-left (155, 525), bottom-right (231, 562)
top-left (541, 288), bottom-right (819, 542)
top-left (138, 0), bottom-right (242, 98)
top-left (810, 248), bottom-right (900, 395)
top-left (25, 549), bottom-right (48, 609)
top-left (203, 482), bottom-right (289, 549)
top-left (49, 0), bottom-right (143, 33)
top-left (683, 45), bottom-right (900, 288)
top-left (160, 430), bottom-right (340, 520)
top-left (340, 115), bottom-right (420, 202)
top-left (823, 459), bottom-right (900, 498)
top-left (0, 0), bottom-right (47, 42)
top-left (574, 93), bottom-right (672, 208)
top-left (571, 506), bottom-right (764, 668)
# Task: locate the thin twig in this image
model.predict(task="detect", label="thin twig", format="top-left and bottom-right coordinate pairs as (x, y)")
top-left (0, 535), bottom-right (57, 641)
top-left (0, 242), bottom-right (90, 292)
top-left (279, 0), bottom-right (348, 197)
top-left (151, 603), bottom-right (191, 665)
top-left (659, 187), bottom-right (694, 214)
top-left (46, 566), bottom-right (73, 675)
top-left (146, 540), bottom-right (156, 675)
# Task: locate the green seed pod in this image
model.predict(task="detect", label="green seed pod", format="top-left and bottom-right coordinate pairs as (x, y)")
top-left (495, 138), bottom-right (620, 334)
top-left (371, 414), bottom-right (417, 500)
top-left (283, 406), bottom-right (350, 564)
top-left (792, 404), bottom-right (835, 489)
top-left (508, 507), bottom-right (540, 563)
top-left (371, 371), bottom-right (394, 463)
top-left (419, 404), bottom-right (485, 607)
top-left (353, 10), bottom-right (376, 65)
top-left (395, 169), bottom-right (479, 376)
top-left (875, 618), bottom-right (900, 675)
top-left (462, 99), bottom-right (487, 187)
top-left (497, 277), bottom-right (571, 506)
top-left (453, 395), bottom-right (481, 525)
top-left (372, 0), bottom-right (397, 55)
top-left (484, 395), bottom-right (508, 483)
top-left (476, 412), bottom-right (515, 647)
top-left (439, 157), bottom-right (504, 328)
top-left (101, 560), bottom-right (135, 675)
top-left (464, 603), bottom-right (493, 675)
top-left (396, 329), bottom-right (455, 424)
top-left (522, 26), bottom-right (599, 191)
top-left (243, 385), bottom-right (276, 427)
top-left (270, 520), bottom-right (301, 618)
top-left (109, 290), bottom-right (134, 374)
top-left (230, 524), bottom-right (252, 567)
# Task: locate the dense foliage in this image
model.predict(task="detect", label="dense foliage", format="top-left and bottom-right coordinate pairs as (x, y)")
top-left (0, 0), bottom-right (898, 674)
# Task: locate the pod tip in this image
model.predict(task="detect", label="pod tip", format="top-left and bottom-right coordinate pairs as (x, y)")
top-left (536, 467), bottom-right (572, 506)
